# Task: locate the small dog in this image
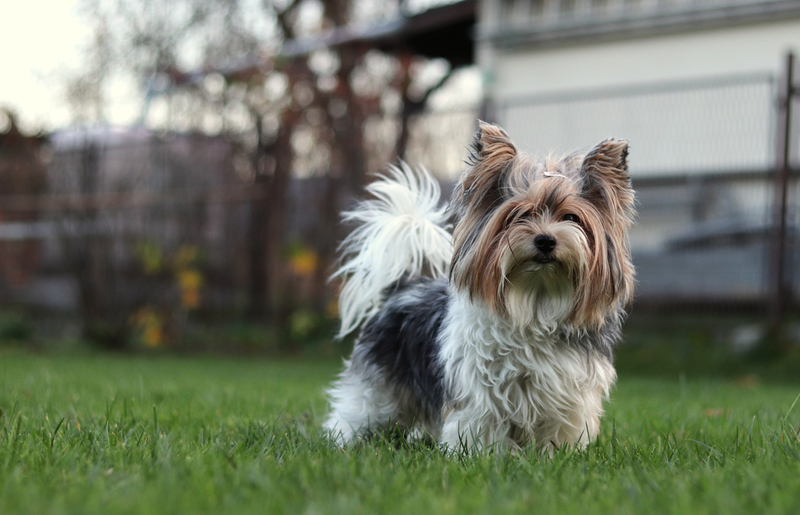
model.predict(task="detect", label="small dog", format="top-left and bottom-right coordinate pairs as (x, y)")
top-left (323, 121), bottom-right (635, 454)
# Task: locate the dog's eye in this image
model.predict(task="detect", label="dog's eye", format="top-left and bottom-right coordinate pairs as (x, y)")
top-left (514, 212), bottom-right (532, 224)
top-left (562, 214), bottom-right (580, 224)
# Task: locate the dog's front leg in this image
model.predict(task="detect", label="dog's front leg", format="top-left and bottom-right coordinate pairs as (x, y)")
top-left (533, 387), bottom-right (605, 453)
top-left (439, 406), bottom-right (513, 455)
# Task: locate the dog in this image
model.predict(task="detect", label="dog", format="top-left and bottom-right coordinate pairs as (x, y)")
top-left (323, 121), bottom-right (635, 454)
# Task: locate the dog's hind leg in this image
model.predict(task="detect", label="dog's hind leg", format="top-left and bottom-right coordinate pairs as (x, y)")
top-left (322, 362), bottom-right (402, 446)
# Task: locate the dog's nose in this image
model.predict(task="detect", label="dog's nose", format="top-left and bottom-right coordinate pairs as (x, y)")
top-left (534, 234), bottom-right (556, 254)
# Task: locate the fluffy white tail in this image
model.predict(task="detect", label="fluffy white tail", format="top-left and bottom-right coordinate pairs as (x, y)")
top-left (333, 164), bottom-right (453, 338)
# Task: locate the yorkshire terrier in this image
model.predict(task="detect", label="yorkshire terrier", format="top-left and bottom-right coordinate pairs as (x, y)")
top-left (323, 121), bottom-right (635, 454)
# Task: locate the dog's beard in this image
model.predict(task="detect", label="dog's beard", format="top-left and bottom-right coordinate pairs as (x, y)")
top-left (496, 221), bottom-right (588, 331)
top-left (503, 260), bottom-right (575, 332)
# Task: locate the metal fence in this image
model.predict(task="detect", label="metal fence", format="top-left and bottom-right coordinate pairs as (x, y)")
top-left (2, 58), bottom-right (799, 336)
top-left (0, 108), bottom-right (479, 344)
top-left (498, 74), bottom-right (777, 177)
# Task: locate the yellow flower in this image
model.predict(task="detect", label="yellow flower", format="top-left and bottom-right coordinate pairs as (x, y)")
top-left (177, 269), bottom-right (203, 309)
top-left (177, 269), bottom-right (203, 290)
top-left (144, 325), bottom-right (164, 348)
top-left (181, 288), bottom-right (201, 310)
top-left (133, 308), bottom-right (164, 348)
top-left (290, 250), bottom-right (318, 277)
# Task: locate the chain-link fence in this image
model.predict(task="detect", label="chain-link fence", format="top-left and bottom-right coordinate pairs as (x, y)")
top-left (0, 107), bottom-right (481, 347)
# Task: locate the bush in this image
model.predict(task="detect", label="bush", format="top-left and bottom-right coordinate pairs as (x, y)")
top-left (0, 310), bottom-right (34, 343)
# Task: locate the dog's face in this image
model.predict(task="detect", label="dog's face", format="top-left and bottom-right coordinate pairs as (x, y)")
top-left (450, 122), bottom-right (636, 330)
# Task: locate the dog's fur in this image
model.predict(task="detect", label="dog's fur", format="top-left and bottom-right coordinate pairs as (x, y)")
top-left (323, 121), bottom-right (635, 454)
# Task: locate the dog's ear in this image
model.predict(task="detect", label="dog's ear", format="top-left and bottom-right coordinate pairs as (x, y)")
top-left (453, 121), bottom-right (517, 216)
top-left (467, 120), bottom-right (517, 170)
top-left (450, 121), bottom-right (517, 306)
top-left (581, 139), bottom-right (635, 221)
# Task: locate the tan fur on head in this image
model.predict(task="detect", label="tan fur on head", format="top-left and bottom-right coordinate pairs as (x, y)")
top-left (453, 122), bottom-right (516, 216)
top-left (450, 126), bottom-right (636, 330)
top-left (468, 121), bottom-right (517, 165)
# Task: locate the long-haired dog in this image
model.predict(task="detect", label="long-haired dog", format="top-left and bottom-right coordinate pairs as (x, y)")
top-left (323, 121), bottom-right (635, 454)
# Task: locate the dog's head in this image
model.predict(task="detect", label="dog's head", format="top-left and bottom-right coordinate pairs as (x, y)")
top-left (450, 121), bottom-right (636, 330)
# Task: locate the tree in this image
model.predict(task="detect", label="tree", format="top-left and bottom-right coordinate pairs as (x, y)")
top-left (64, 0), bottom-right (458, 348)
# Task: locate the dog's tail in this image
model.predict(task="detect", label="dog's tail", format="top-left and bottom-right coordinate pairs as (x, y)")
top-left (333, 163), bottom-right (452, 338)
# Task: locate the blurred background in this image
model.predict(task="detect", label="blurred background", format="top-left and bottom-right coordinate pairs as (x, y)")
top-left (1, 0), bottom-right (800, 374)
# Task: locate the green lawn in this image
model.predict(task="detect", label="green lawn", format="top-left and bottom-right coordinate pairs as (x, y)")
top-left (1, 350), bottom-right (800, 514)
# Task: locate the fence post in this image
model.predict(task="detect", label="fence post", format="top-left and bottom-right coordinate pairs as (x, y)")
top-left (769, 52), bottom-right (795, 337)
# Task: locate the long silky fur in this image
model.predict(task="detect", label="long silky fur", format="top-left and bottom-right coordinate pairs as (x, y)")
top-left (332, 163), bottom-right (452, 338)
top-left (438, 292), bottom-right (618, 453)
top-left (324, 121), bottom-right (635, 454)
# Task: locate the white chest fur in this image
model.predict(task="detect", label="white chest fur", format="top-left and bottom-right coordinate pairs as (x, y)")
top-left (438, 292), bottom-right (616, 450)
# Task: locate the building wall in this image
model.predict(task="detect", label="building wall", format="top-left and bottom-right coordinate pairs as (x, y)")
top-left (483, 18), bottom-right (800, 98)
top-left (477, 13), bottom-right (800, 175)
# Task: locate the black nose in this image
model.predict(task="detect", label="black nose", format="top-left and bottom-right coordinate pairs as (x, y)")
top-left (534, 234), bottom-right (556, 254)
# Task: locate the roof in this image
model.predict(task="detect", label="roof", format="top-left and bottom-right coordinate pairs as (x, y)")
top-left (282, 0), bottom-right (476, 67)
top-left (484, 0), bottom-right (800, 49)
top-left (141, 0), bottom-right (477, 114)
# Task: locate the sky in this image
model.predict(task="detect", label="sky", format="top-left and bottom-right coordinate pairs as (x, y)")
top-left (0, 0), bottom-right (94, 133)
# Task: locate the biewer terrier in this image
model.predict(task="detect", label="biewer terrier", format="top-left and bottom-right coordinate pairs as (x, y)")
top-left (323, 121), bottom-right (635, 454)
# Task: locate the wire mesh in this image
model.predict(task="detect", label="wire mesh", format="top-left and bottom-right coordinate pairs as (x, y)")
top-left (1, 72), bottom-right (798, 323)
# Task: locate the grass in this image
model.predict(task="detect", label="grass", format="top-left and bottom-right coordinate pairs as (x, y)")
top-left (1, 350), bottom-right (800, 514)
